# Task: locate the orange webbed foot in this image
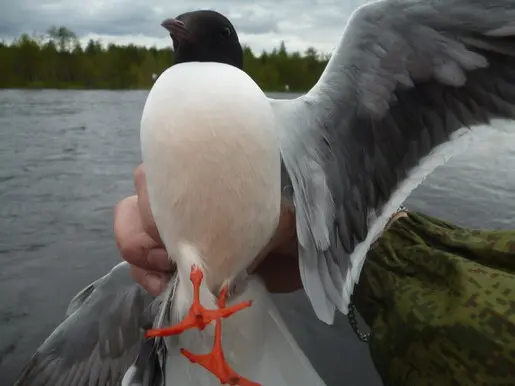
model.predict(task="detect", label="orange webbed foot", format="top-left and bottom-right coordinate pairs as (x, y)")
top-left (145, 265), bottom-right (208, 338)
top-left (145, 266), bottom-right (260, 385)
top-left (180, 286), bottom-right (261, 386)
top-left (145, 266), bottom-right (252, 338)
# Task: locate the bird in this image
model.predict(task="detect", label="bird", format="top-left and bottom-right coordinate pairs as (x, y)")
top-left (140, 1), bottom-right (515, 382)
top-left (135, 10), bottom-right (327, 385)
top-left (13, 10), bottom-right (326, 386)
top-left (13, 1), bottom-right (515, 385)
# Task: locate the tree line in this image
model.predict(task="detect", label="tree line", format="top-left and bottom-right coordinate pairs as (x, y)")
top-left (0, 26), bottom-right (330, 92)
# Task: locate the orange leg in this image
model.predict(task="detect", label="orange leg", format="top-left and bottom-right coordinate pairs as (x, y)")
top-left (145, 266), bottom-right (252, 339)
top-left (180, 287), bottom-right (261, 386)
top-left (145, 266), bottom-right (261, 385)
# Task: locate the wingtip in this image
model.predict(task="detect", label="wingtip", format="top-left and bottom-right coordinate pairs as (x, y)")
top-left (299, 250), bottom-right (337, 325)
top-left (314, 304), bottom-right (336, 325)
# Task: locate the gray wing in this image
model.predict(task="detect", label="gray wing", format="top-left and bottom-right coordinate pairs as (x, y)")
top-left (272, 0), bottom-right (515, 324)
top-left (13, 262), bottom-right (162, 386)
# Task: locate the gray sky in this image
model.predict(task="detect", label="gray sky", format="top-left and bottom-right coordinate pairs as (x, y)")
top-left (0, 0), bottom-right (371, 54)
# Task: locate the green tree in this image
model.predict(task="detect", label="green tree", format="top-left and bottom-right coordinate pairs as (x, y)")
top-left (47, 26), bottom-right (77, 52)
top-left (0, 26), bottom-right (330, 91)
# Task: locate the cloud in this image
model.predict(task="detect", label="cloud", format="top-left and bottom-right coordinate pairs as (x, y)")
top-left (0, 0), bottom-right (372, 54)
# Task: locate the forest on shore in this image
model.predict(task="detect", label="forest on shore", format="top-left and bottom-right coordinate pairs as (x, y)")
top-left (0, 26), bottom-right (330, 92)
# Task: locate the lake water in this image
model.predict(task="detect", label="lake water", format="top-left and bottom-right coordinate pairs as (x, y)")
top-left (0, 89), bottom-right (514, 386)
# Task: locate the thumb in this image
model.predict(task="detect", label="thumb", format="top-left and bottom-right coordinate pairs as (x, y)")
top-left (133, 164), bottom-right (163, 245)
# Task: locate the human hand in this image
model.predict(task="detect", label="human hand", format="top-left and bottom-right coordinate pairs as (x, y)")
top-left (114, 165), bottom-right (173, 296)
top-left (114, 164), bottom-right (302, 296)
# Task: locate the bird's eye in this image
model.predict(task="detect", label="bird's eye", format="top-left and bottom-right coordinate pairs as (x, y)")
top-left (220, 27), bottom-right (231, 38)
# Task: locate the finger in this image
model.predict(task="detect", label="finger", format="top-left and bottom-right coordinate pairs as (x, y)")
top-left (114, 196), bottom-right (172, 272)
top-left (133, 164), bottom-right (163, 244)
top-left (130, 265), bottom-right (171, 297)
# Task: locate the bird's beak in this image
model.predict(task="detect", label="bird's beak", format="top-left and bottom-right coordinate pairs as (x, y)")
top-left (161, 18), bottom-right (194, 42)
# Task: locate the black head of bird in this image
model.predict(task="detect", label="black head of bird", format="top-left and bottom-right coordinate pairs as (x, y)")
top-left (162, 10), bottom-right (243, 69)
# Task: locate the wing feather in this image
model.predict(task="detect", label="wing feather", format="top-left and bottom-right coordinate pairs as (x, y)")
top-left (13, 262), bottom-right (161, 386)
top-left (273, 0), bottom-right (515, 323)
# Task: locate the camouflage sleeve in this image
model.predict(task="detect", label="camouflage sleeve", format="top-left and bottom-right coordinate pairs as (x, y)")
top-left (351, 211), bottom-right (515, 386)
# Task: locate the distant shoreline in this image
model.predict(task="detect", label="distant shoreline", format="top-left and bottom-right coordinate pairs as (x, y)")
top-left (1, 26), bottom-right (327, 93)
top-left (0, 86), bottom-right (304, 92)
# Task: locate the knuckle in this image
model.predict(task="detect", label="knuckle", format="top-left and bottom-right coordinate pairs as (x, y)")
top-left (130, 266), bottom-right (146, 287)
top-left (115, 231), bottom-right (139, 262)
top-left (121, 241), bottom-right (144, 264)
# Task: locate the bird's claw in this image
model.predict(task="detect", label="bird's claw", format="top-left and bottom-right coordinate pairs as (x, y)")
top-left (145, 266), bottom-right (252, 338)
top-left (145, 265), bottom-right (260, 386)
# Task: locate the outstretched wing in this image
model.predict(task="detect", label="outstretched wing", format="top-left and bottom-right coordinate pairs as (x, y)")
top-left (13, 262), bottom-right (161, 386)
top-left (272, 0), bottom-right (515, 324)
